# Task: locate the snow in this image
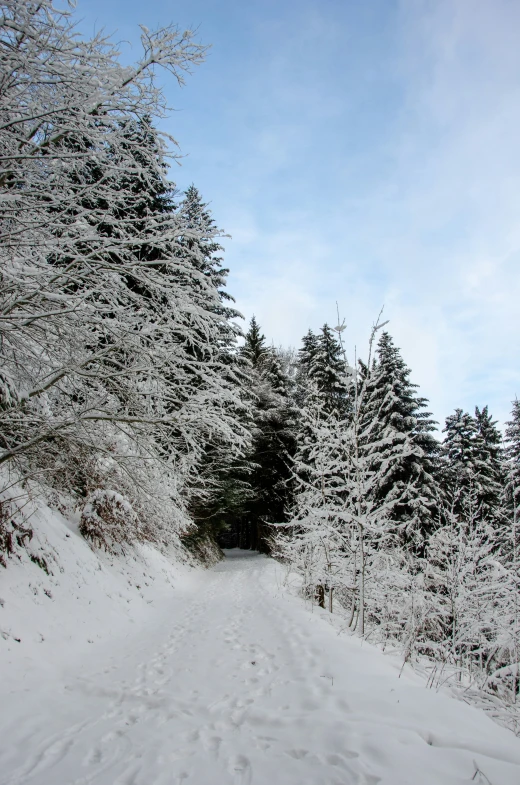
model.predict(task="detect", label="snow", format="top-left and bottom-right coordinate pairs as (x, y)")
top-left (0, 497), bottom-right (193, 689)
top-left (1, 528), bottom-right (520, 784)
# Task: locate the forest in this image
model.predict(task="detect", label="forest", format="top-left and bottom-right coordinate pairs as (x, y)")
top-left (1, 0), bottom-right (519, 713)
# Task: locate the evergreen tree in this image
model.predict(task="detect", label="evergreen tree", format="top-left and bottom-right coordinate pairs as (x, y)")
top-left (221, 319), bottom-right (296, 552)
top-left (295, 329), bottom-right (319, 405)
top-left (177, 188), bottom-right (253, 546)
top-left (308, 324), bottom-right (350, 416)
top-left (442, 406), bottom-right (504, 527)
top-left (474, 405), bottom-right (505, 522)
top-left (246, 347), bottom-right (297, 550)
top-left (242, 316), bottom-right (268, 367)
top-left (299, 330), bottom-right (319, 371)
top-left (360, 332), bottom-right (440, 551)
top-left (442, 409), bottom-right (478, 490)
top-left (178, 185), bottom-right (241, 323)
top-left (504, 399), bottom-right (520, 525)
top-left (360, 332), bottom-right (439, 551)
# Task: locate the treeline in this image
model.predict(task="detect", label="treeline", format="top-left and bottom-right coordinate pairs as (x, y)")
top-left (255, 316), bottom-right (520, 708)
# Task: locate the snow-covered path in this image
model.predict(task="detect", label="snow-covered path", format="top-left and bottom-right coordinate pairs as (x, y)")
top-left (2, 550), bottom-right (520, 785)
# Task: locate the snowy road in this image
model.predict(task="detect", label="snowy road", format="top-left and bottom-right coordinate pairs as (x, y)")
top-left (2, 549), bottom-right (520, 785)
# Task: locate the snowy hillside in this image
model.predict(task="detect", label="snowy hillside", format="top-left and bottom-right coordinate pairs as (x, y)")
top-left (1, 528), bottom-right (520, 785)
top-left (0, 497), bottom-right (201, 676)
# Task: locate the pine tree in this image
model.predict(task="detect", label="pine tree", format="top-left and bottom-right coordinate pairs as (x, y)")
top-left (290, 325), bottom-right (350, 505)
top-left (175, 187), bottom-right (254, 547)
top-left (504, 400), bottom-right (520, 526)
top-left (178, 185), bottom-right (241, 323)
top-left (295, 329), bottom-right (319, 405)
top-left (360, 332), bottom-right (440, 551)
top-left (442, 409), bottom-right (478, 491)
top-left (299, 330), bottom-right (319, 371)
top-left (442, 407), bottom-right (504, 527)
top-left (225, 320), bottom-right (297, 551)
top-left (242, 316), bottom-right (268, 367)
top-left (474, 406), bottom-right (505, 524)
top-left (247, 347), bottom-right (296, 548)
top-left (308, 324), bottom-right (350, 416)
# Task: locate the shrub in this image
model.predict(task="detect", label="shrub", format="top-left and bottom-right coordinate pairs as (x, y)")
top-left (0, 498), bottom-right (33, 567)
top-left (79, 490), bottom-right (139, 553)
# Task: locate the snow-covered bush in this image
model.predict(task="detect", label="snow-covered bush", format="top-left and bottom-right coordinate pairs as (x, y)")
top-left (80, 490), bottom-right (140, 553)
top-left (0, 371), bottom-right (19, 412)
top-left (0, 497), bottom-right (33, 567)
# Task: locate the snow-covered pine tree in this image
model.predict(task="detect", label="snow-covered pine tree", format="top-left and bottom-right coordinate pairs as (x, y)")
top-left (442, 407), bottom-right (504, 529)
top-left (291, 324), bottom-right (351, 478)
top-left (225, 319), bottom-right (296, 552)
top-left (503, 400), bottom-right (520, 529)
top-left (359, 332), bottom-right (440, 552)
top-left (496, 400), bottom-right (520, 697)
top-left (242, 316), bottom-right (268, 367)
top-left (178, 185), bottom-right (240, 322)
top-left (308, 325), bottom-right (350, 417)
top-left (474, 406), bottom-right (506, 524)
top-left (441, 409), bottom-right (478, 510)
top-left (247, 347), bottom-right (297, 550)
top-left (298, 330), bottom-right (319, 370)
top-left (162, 185), bottom-right (255, 550)
top-left (294, 329), bottom-right (319, 406)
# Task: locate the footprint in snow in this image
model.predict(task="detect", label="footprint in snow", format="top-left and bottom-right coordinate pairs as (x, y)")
top-left (325, 752), bottom-right (356, 769)
top-left (286, 748), bottom-right (309, 760)
top-left (202, 735), bottom-right (222, 758)
top-left (82, 746), bottom-right (103, 766)
top-left (229, 754), bottom-right (252, 785)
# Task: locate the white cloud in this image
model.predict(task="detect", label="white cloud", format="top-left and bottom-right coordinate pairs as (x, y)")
top-left (169, 0), bottom-right (520, 428)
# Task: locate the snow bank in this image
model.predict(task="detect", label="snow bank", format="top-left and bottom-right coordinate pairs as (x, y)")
top-left (0, 495), bottom-right (201, 689)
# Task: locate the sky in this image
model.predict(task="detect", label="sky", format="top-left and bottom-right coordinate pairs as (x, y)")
top-left (75, 0), bottom-right (520, 429)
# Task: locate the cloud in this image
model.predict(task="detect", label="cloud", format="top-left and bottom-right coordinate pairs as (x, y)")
top-left (378, 0), bottom-right (520, 424)
top-left (164, 0), bottom-right (520, 427)
top-left (76, 0), bottom-right (520, 428)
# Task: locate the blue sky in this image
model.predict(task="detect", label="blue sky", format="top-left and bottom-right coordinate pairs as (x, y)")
top-left (76, 0), bottom-right (520, 429)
